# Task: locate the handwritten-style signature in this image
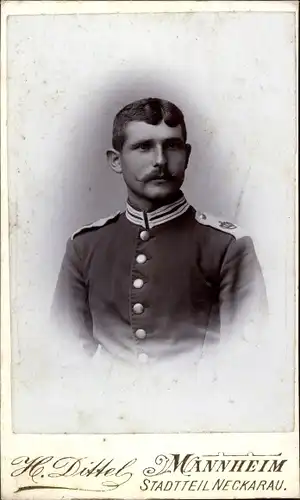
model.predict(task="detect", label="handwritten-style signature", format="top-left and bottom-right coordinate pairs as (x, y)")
top-left (11, 455), bottom-right (137, 493)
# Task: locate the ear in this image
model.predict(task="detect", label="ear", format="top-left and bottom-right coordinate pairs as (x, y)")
top-left (184, 143), bottom-right (192, 168)
top-left (106, 149), bottom-right (122, 174)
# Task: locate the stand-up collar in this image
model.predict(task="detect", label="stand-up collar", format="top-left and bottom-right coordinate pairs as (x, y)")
top-left (126, 193), bottom-right (190, 229)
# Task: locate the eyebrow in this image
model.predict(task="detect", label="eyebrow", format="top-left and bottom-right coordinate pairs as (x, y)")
top-left (129, 137), bottom-right (185, 150)
top-left (130, 139), bottom-right (154, 150)
top-left (164, 137), bottom-right (185, 147)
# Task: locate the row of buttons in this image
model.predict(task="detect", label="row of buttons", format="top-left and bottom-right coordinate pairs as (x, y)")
top-left (134, 230), bottom-right (151, 362)
top-left (133, 238), bottom-right (148, 316)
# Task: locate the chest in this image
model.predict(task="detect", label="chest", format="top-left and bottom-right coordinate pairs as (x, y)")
top-left (85, 220), bottom-right (220, 310)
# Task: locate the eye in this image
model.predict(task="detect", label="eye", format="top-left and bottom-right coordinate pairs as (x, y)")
top-left (134, 141), bottom-right (152, 152)
top-left (165, 140), bottom-right (184, 150)
top-left (139, 143), bottom-right (150, 151)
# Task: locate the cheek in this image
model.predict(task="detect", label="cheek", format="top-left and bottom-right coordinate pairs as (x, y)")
top-left (122, 153), bottom-right (151, 180)
top-left (167, 153), bottom-right (187, 173)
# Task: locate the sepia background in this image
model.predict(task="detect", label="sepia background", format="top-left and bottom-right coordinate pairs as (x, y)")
top-left (7, 11), bottom-right (296, 433)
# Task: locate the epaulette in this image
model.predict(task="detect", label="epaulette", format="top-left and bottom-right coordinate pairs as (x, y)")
top-left (71, 211), bottom-right (120, 240)
top-left (195, 210), bottom-right (247, 239)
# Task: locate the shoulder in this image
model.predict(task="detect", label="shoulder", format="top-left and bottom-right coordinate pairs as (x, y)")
top-left (71, 211), bottom-right (121, 240)
top-left (194, 210), bottom-right (247, 240)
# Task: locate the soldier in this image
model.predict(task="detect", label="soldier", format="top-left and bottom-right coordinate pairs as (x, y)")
top-left (51, 97), bottom-right (267, 366)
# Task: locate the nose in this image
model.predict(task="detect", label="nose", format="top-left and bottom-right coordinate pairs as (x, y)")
top-left (154, 144), bottom-right (167, 167)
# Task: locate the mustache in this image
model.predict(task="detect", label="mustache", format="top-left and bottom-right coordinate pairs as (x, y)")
top-left (143, 169), bottom-right (176, 182)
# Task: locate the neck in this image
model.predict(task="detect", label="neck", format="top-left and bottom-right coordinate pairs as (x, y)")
top-left (127, 190), bottom-right (183, 213)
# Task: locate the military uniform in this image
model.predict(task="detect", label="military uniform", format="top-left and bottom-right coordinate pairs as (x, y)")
top-left (51, 193), bottom-right (267, 365)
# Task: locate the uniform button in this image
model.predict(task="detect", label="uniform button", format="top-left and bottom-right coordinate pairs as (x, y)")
top-left (136, 254), bottom-right (147, 264)
top-left (133, 303), bottom-right (144, 314)
top-left (138, 353), bottom-right (148, 363)
top-left (140, 230), bottom-right (150, 241)
top-left (135, 328), bottom-right (146, 339)
top-left (133, 278), bottom-right (144, 289)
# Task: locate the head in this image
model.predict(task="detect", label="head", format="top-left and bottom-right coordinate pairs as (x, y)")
top-left (106, 97), bottom-right (191, 210)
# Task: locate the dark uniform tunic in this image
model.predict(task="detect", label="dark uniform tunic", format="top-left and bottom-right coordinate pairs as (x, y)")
top-left (51, 193), bottom-right (267, 365)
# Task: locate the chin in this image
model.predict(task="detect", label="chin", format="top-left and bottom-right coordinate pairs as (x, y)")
top-left (144, 182), bottom-right (181, 200)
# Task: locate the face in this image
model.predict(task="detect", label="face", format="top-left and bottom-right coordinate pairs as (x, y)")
top-left (109, 121), bottom-right (191, 204)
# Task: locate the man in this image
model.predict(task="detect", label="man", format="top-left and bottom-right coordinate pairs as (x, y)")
top-left (51, 97), bottom-right (267, 366)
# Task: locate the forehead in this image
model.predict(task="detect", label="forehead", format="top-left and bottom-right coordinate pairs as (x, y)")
top-left (124, 120), bottom-right (184, 145)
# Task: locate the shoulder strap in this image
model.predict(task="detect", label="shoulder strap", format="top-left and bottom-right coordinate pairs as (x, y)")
top-left (195, 210), bottom-right (247, 239)
top-left (71, 211), bottom-right (120, 240)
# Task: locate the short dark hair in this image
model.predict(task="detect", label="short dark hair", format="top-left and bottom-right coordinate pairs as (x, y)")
top-left (112, 97), bottom-right (187, 151)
